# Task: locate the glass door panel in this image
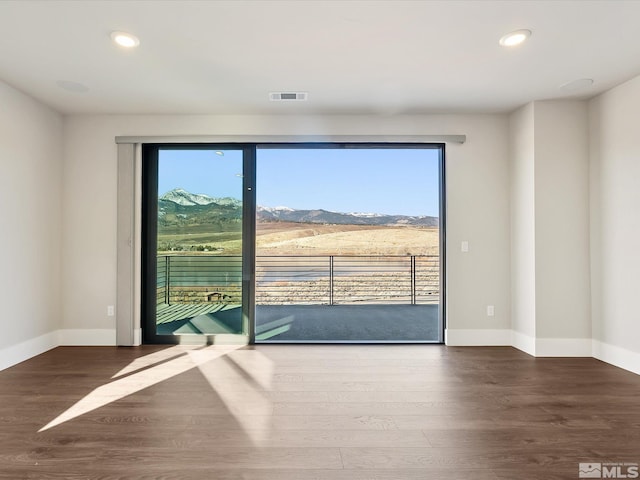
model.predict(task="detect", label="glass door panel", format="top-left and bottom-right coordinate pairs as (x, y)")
top-left (254, 145), bottom-right (444, 343)
top-left (143, 146), bottom-right (249, 343)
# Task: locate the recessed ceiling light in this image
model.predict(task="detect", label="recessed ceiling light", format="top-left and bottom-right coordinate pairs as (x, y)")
top-left (215, 151), bottom-right (224, 156)
top-left (499, 29), bottom-right (532, 47)
top-left (110, 31), bottom-right (140, 48)
top-left (560, 78), bottom-right (594, 92)
top-left (56, 80), bottom-right (89, 93)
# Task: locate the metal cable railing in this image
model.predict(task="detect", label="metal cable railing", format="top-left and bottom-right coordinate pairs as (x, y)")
top-left (157, 254), bottom-right (440, 305)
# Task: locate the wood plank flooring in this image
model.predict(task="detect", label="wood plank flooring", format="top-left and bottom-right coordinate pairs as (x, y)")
top-left (0, 345), bottom-right (639, 479)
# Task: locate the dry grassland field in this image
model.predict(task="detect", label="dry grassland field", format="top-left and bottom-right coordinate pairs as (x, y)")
top-left (158, 222), bottom-right (439, 256)
top-left (158, 222), bottom-right (441, 305)
top-left (256, 222), bottom-right (439, 256)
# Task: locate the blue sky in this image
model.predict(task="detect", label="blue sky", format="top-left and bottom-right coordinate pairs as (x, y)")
top-left (159, 149), bottom-right (244, 199)
top-left (159, 147), bottom-right (440, 217)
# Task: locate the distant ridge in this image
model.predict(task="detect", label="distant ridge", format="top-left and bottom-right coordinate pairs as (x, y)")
top-left (256, 205), bottom-right (438, 227)
top-left (159, 188), bottom-right (438, 227)
top-left (160, 188), bottom-right (241, 207)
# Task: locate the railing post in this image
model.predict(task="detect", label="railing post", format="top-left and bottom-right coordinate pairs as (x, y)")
top-left (411, 255), bottom-right (416, 305)
top-left (165, 255), bottom-right (171, 305)
top-left (329, 255), bottom-right (334, 306)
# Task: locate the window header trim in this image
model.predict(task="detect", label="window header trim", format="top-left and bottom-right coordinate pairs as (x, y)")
top-left (115, 134), bottom-right (466, 145)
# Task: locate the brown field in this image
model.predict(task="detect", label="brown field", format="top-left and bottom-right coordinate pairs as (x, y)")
top-left (256, 221), bottom-right (439, 256)
top-left (158, 221), bottom-right (439, 256)
top-left (158, 222), bottom-right (440, 305)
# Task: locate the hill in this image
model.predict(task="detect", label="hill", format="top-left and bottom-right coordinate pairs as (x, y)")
top-left (158, 188), bottom-right (438, 228)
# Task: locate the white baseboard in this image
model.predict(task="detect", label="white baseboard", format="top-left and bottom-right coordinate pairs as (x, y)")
top-left (133, 328), bottom-right (142, 346)
top-left (535, 337), bottom-right (592, 357)
top-left (445, 328), bottom-right (512, 346)
top-left (511, 330), bottom-right (536, 356)
top-left (592, 340), bottom-right (640, 376)
top-left (0, 331), bottom-right (59, 372)
top-left (3, 330), bottom-right (639, 377)
top-left (1, 328), bottom-right (126, 370)
top-left (456, 330), bottom-right (592, 358)
top-left (58, 329), bottom-right (116, 346)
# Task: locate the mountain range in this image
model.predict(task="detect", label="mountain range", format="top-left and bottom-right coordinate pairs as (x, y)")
top-left (160, 188), bottom-right (241, 207)
top-left (159, 188), bottom-right (438, 227)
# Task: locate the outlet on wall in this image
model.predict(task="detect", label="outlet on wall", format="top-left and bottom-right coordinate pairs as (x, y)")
top-left (107, 305), bottom-right (115, 317)
top-left (487, 305), bottom-right (495, 317)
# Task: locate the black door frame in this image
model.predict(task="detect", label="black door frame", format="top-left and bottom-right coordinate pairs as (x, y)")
top-left (141, 142), bottom-right (445, 344)
top-left (141, 143), bottom-right (256, 344)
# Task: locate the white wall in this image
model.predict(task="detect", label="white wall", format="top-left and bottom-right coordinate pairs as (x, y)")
top-left (509, 103), bottom-right (536, 345)
top-left (534, 101), bottom-right (591, 342)
top-left (0, 80), bottom-right (63, 369)
top-left (508, 100), bottom-right (591, 356)
top-left (589, 75), bottom-right (640, 373)
top-left (2, 73), bottom-right (638, 374)
top-left (61, 114), bottom-right (511, 341)
top-left (2, 69), bottom-right (639, 374)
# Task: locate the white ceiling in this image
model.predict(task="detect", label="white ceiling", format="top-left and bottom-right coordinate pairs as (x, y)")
top-left (1, 0), bottom-right (640, 115)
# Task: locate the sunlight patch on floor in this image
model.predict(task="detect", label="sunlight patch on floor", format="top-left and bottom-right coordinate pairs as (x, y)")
top-left (39, 345), bottom-right (242, 432)
top-left (111, 345), bottom-right (195, 378)
top-left (197, 349), bottom-right (275, 446)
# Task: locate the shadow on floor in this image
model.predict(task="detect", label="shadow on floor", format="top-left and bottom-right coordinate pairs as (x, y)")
top-left (156, 306), bottom-right (243, 335)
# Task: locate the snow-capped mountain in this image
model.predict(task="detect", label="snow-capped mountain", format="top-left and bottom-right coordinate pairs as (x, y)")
top-left (257, 205), bottom-right (438, 227)
top-left (257, 205), bottom-right (295, 213)
top-left (159, 188), bottom-right (438, 227)
top-left (348, 212), bottom-right (385, 218)
top-left (160, 188), bottom-right (241, 208)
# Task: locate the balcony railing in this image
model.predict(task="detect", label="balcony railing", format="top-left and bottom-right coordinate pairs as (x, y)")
top-left (157, 255), bottom-right (440, 306)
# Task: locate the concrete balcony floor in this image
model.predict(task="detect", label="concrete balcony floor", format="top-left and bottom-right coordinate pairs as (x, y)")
top-left (155, 303), bottom-right (441, 343)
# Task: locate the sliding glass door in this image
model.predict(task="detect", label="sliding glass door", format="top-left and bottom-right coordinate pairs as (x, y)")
top-left (142, 145), bottom-right (255, 344)
top-left (142, 142), bottom-right (444, 344)
top-left (254, 145), bottom-right (444, 342)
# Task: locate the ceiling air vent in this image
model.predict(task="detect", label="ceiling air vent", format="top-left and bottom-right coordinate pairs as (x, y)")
top-left (269, 92), bottom-right (308, 101)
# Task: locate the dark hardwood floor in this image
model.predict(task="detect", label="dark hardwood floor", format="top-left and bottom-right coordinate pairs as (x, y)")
top-left (0, 345), bottom-right (639, 479)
